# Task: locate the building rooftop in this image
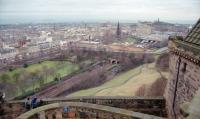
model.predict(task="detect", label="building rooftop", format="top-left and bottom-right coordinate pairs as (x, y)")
top-left (184, 19), bottom-right (200, 46)
top-left (169, 18), bottom-right (200, 58)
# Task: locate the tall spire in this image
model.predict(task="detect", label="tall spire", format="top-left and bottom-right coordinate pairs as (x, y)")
top-left (116, 21), bottom-right (121, 38)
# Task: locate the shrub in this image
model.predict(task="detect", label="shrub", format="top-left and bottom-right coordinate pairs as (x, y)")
top-left (9, 68), bottom-right (13, 72)
top-left (135, 77), bottom-right (167, 97)
top-left (156, 53), bottom-right (169, 71)
top-left (23, 63), bottom-right (28, 68)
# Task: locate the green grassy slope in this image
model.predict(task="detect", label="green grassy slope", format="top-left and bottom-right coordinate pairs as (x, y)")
top-left (68, 63), bottom-right (168, 97)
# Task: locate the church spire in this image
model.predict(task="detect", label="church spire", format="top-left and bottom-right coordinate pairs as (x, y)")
top-left (116, 21), bottom-right (121, 39)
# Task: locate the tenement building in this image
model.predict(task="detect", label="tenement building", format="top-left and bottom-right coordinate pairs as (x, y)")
top-left (166, 19), bottom-right (200, 119)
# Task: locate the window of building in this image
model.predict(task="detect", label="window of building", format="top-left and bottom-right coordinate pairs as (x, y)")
top-left (182, 63), bottom-right (187, 72)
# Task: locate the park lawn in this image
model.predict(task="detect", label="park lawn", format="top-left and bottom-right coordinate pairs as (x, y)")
top-left (0, 61), bottom-right (79, 84)
top-left (5, 61), bottom-right (57, 78)
top-left (68, 63), bottom-right (169, 97)
top-left (0, 61), bottom-right (80, 98)
top-left (22, 63), bottom-right (81, 96)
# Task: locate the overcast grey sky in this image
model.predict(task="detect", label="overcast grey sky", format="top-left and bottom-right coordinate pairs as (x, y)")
top-left (0, 0), bottom-right (199, 24)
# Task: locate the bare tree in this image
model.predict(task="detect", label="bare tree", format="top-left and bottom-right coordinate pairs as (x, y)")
top-left (30, 71), bottom-right (38, 91)
top-left (0, 74), bottom-right (10, 84)
top-left (15, 71), bottom-right (30, 94)
top-left (42, 65), bottom-right (49, 83)
top-left (146, 77), bottom-right (167, 96)
top-left (135, 84), bottom-right (146, 96)
top-left (55, 73), bottom-right (61, 82)
top-left (13, 72), bottom-right (20, 84)
top-left (156, 53), bottom-right (169, 71)
top-left (38, 75), bottom-right (45, 88)
top-left (135, 77), bottom-right (167, 97)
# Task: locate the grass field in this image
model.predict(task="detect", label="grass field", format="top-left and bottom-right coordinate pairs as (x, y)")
top-left (0, 61), bottom-right (80, 98)
top-left (68, 63), bottom-right (169, 97)
top-left (112, 37), bottom-right (137, 44)
top-left (0, 61), bottom-right (79, 83)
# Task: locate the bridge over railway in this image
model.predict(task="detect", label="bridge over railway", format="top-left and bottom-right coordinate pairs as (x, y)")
top-left (4, 96), bottom-right (167, 119)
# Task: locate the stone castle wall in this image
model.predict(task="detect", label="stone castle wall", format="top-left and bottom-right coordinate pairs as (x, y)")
top-left (165, 50), bottom-right (200, 119)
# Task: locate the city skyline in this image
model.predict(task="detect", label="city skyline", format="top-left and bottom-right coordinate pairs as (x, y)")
top-left (0, 0), bottom-right (200, 24)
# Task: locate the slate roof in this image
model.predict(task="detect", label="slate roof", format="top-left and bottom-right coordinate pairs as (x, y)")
top-left (171, 19), bottom-right (200, 56)
top-left (184, 19), bottom-right (200, 46)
